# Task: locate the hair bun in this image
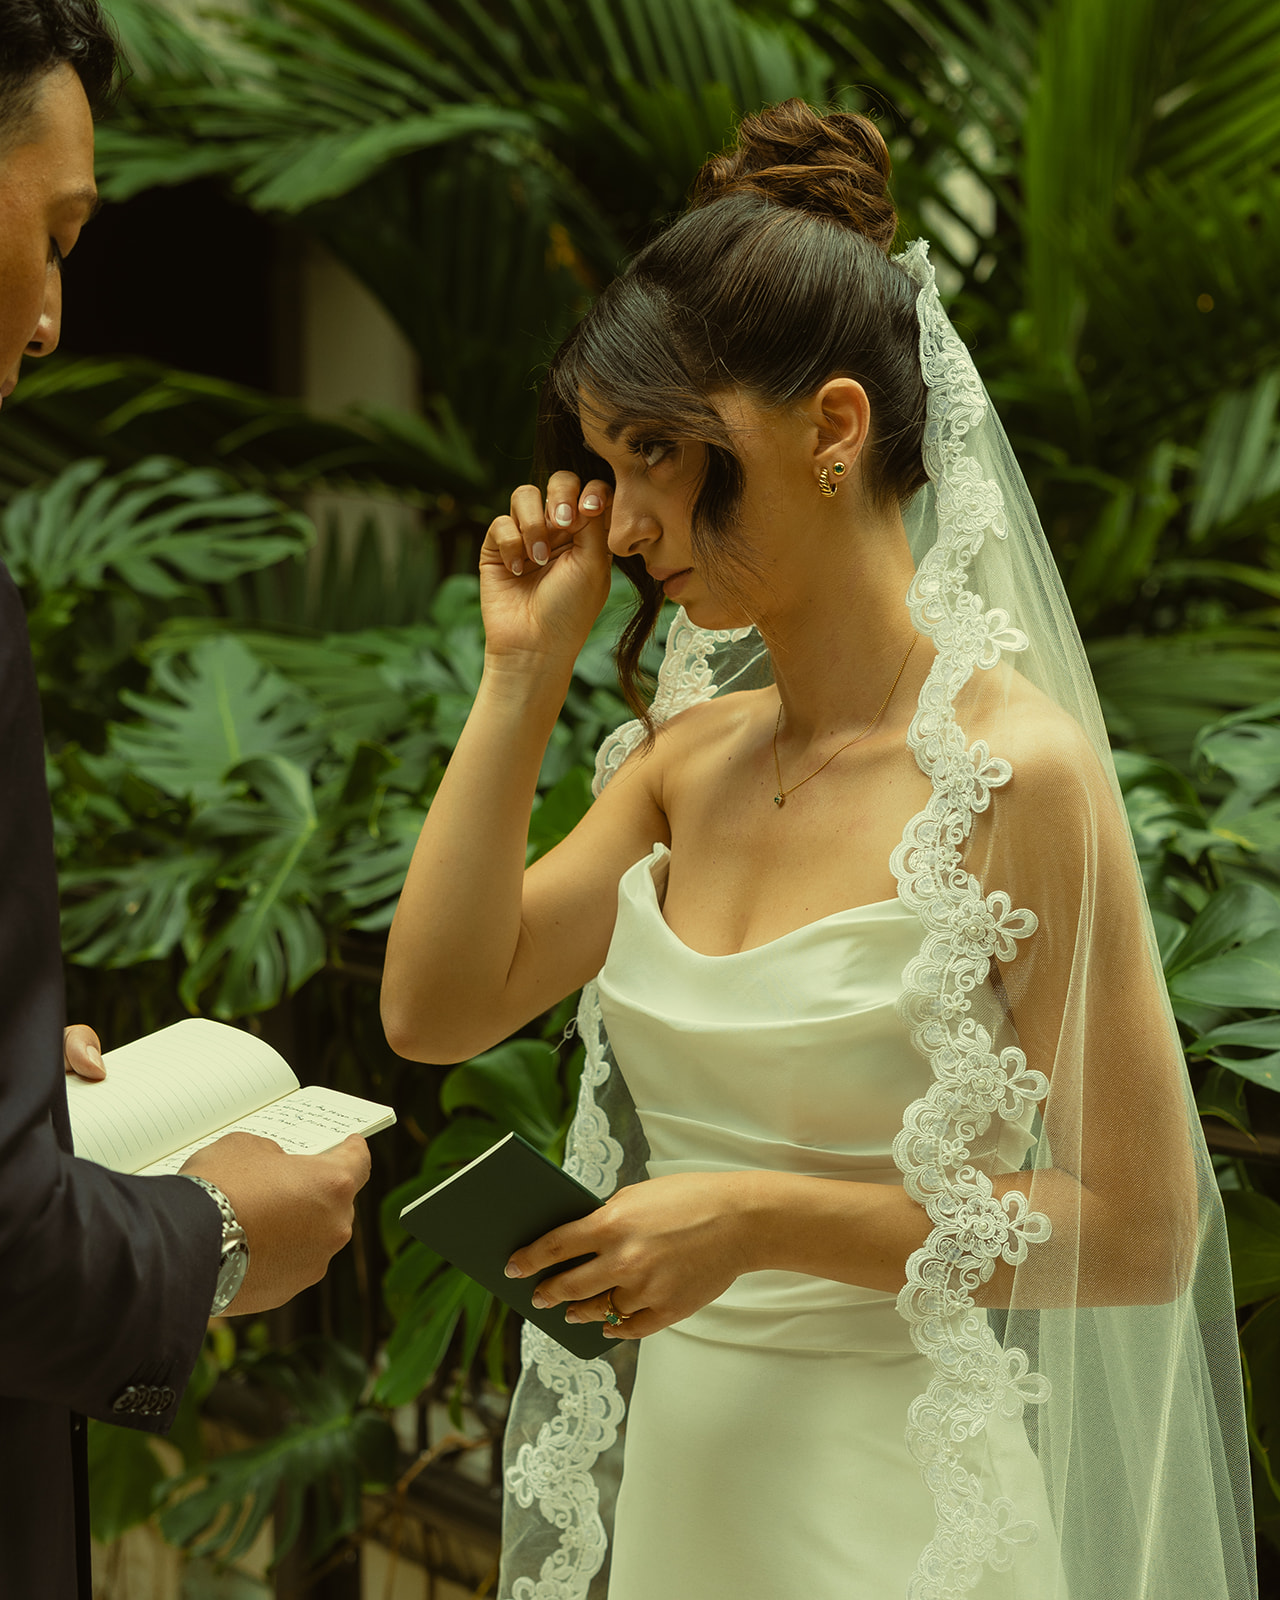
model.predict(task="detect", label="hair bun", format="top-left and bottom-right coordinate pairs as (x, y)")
top-left (693, 99), bottom-right (896, 253)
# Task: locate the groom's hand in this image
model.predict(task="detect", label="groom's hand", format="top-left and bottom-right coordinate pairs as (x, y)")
top-left (181, 1132), bottom-right (371, 1315)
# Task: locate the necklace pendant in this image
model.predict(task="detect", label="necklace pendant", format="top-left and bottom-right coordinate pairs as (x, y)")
top-left (773, 793), bottom-right (784, 807)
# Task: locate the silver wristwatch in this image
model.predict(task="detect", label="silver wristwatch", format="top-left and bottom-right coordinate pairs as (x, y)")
top-left (182, 1174), bottom-right (249, 1316)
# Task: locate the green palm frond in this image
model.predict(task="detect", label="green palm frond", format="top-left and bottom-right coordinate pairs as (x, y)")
top-left (1077, 168), bottom-right (1280, 456)
top-left (1090, 634), bottom-right (1280, 760)
top-left (1187, 371), bottom-right (1280, 545)
top-left (1143, 0), bottom-right (1280, 185)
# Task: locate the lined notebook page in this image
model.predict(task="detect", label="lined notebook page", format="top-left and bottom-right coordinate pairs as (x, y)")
top-left (139, 1086), bottom-right (397, 1176)
top-left (67, 1019), bottom-right (298, 1174)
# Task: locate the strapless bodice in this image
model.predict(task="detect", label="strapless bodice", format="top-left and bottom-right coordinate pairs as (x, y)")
top-left (595, 844), bottom-right (931, 1351)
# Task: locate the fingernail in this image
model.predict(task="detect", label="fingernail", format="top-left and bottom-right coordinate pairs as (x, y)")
top-left (504, 1261), bottom-right (523, 1279)
top-left (555, 504), bottom-right (573, 527)
top-left (531, 1292), bottom-right (549, 1310)
top-left (563, 1309), bottom-right (580, 1324)
top-left (532, 541), bottom-right (549, 565)
top-left (512, 560), bottom-right (523, 576)
top-left (582, 495), bottom-right (601, 512)
top-left (603, 1327), bottom-right (619, 1338)
top-left (87, 1046), bottom-right (104, 1070)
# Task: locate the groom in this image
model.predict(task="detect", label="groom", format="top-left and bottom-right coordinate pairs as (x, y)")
top-left (0, 7), bottom-right (371, 1595)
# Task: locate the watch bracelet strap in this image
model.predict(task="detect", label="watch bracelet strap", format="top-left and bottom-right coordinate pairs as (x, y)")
top-left (180, 1173), bottom-right (249, 1316)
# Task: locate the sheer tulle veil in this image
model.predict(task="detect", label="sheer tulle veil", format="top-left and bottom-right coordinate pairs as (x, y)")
top-left (496, 240), bottom-right (1257, 1600)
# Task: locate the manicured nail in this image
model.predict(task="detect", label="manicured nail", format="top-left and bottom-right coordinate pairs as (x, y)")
top-left (532, 541), bottom-right (549, 565)
top-left (581, 495), bottom-right (601, 512)
top-left (555, 504), bottom-right (573, 527)
top-left (511, 559), bottom-right (523, 577)
top-left (504, 1261), bottom-right (523, 1279)
top-left (87, 1046), bottom-right (104, 1071)
top-left (563, 1309), bottom-right (581, 1324)
top-left (603, 1327), bottom-right (619, 1338)
top-left (530, 1292), bottom-right (549, 1310)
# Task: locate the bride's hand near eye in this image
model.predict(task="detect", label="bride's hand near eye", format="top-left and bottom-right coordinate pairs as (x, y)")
top-left (480, 471), bottom-right (613, 668)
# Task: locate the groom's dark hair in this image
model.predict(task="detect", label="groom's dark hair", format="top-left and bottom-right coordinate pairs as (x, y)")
top-left (0, 0), bottom-right (120, 145)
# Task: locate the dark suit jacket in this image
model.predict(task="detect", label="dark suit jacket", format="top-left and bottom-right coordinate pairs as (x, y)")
top-left (0, 564), bottom-right (220, 1597)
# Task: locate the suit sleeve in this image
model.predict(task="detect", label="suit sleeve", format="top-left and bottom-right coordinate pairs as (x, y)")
top-left (0, 564), bottom-right (220, 1432)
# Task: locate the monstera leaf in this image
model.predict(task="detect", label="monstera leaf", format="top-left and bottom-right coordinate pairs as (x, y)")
top-left (180, 755), bottom-right (330, 1017)
top-left (159, 1337), bottom-right (396, 1566)
top-left (110, 636), bottom-right (325, 804)
top-left (61, 848), bottom-right (219, 969)
top-left (0, 456), bottom-right (311, 600)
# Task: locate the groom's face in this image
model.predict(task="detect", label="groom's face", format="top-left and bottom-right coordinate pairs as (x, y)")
top-left (0, 64), bottom-right (97, 411)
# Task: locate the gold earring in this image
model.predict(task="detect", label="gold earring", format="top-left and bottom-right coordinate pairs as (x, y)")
top-left (818, 462), bottom-right (845, 498)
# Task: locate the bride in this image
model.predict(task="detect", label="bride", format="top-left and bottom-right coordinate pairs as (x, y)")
top-left (381, 101), bottom-right (1255, 1600)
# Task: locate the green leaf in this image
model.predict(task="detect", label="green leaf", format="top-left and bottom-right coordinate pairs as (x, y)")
top-left (159, 1338), bottom-right (395, 1566)
top-left (1241, 1297), bottom-right (1280, 1503)
top-left (1090, 636), bottom-right (1280, 762)
top-left (1199, 722), bottom-right (1280, 799)
top-left (1224, 1191), bottom-right (1280, 1307)
top-left (1196, 1063), bottom-right (1252, 1135)
top-left (527, 766), bottom-right (593, 864)
top-left (375, 1266), bottom-right (470, 1407)
top-left (1163, 882), bottom-right (1280, 978)
top-left (86, 1420), bottom-right (167, 1545)
top-left (1167, 929), bottom-right (1280, 1011)
top-left (180, 756), bottom-right (327, 1017)
top-left (1195, 1019), bottom-right (1280, 1052)
top-left (1191, 1018), bottom-right (1280, 1094)
top-left (0, 456), bottom-right (311, 601)
top-left (62, 848), bottom-right (219, 968)
top-left (441, 1040), bottom-right (564, 1150)
top-left (111, 637), bottom-right (324, 804)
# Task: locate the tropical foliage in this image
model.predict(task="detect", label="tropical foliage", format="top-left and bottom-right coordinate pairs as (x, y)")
top-left (3, 0), bottom-right (1279, 1579)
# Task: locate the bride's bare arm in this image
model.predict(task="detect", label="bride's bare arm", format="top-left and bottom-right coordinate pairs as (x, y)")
top-left (381, 473), bottom-right (666, 1064)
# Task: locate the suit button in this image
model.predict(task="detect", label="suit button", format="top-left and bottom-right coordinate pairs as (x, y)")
top-left (158, 1386), bottom-right (176, 1410)
top-left (112, 1386), bottom-right (139, 1414)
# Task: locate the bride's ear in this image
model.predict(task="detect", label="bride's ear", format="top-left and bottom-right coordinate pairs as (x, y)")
top-left (809, 378), bottom-right (872, 483)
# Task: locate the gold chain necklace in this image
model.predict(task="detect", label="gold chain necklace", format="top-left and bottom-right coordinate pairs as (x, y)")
top-left (771, 635), bottom-right (918, 808)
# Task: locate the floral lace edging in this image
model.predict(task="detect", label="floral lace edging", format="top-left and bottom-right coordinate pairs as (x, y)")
top-left (889, 240), bottom-right (1053, 1600)
top-left (506, 1319), bottom-right (627, 1600)
top-left (505, 616), bottom-right (752, 1600)
top-left (502, 987), bottom-right (623, 1600)
top-left (593, 611), bottom-right (757, 796)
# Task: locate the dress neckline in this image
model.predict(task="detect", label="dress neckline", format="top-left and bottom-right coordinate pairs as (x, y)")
top-left (631, 843), bottom-right (914, 962)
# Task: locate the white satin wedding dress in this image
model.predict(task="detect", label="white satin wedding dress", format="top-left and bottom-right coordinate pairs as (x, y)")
top-left (594, 843), bottom-right (1063, 1600)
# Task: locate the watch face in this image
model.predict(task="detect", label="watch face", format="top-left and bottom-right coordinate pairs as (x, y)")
top-left (216, 1244), bottom-right (249, 1312)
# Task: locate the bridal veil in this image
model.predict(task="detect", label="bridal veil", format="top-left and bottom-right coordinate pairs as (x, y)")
top-left (495, 162), bottom-right (1256, 1600)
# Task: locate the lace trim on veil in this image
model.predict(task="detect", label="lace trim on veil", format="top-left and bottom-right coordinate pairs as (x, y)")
top-left (504, 616), bottom-right (756, 1600)
top-left (889, 239), bottom-right (1052, 1598)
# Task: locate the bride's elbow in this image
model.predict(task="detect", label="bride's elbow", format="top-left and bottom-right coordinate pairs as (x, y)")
top-left (1090, 1196), bottom-right (1198, 1306)
top-left (379, 986), bottom-right (490, 1065)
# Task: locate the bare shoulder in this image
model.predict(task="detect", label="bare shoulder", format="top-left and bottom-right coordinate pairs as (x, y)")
top-left (659, 685), bottom-right (771, 746)
top-left (972, 669), bottom-right (1112, 804)
top-left (593, 688), bottom-right (770, 819)
top-left (964, 670), bottom-right (1134, 897)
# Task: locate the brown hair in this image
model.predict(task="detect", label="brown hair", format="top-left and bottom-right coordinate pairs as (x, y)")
top-left (537, 99), bottom-right (928, 721)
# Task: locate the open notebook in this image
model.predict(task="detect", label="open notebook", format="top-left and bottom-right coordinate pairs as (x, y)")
top-left (66, 1018), bottom-right (395, 1176)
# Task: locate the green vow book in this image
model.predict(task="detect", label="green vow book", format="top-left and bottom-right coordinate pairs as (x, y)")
top-left (399, 1131), bottom-right (611, 1360)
